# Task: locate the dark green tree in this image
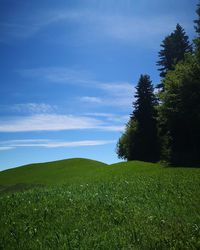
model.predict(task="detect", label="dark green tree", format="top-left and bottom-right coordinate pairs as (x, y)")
top-left (116, 119), bottom-right (138, 160)
top-left (158, 2), bottom-right (200, 166)
top-left (159, 54), bottom-right (200, 166)
top-left (117, 75), bottom-right (160, 162)
top-left (157, 24), bottom-right (192, 89)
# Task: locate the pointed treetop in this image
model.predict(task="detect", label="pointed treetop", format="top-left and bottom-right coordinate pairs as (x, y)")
top-left (156, 23), bottom-right (192, 82)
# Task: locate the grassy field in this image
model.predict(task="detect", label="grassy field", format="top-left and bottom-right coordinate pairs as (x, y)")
top-left (0, 158), bottom-right (200, 249)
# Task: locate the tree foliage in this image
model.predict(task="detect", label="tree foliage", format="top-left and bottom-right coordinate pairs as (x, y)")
top-left (117, 75), bottom-right (159, 162)
top-left (157, 2), bottom-right (200, 166)
top-left (117, 2), bottom-right (200, 166)
top-left (157, 24), bottom-right (192, 82)
top-left (116, 119), bottom-right (137, 160)
top-left (159, 53), bottom-right (200, 165)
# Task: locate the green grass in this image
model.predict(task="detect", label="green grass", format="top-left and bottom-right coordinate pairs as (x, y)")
top-left (0, 158), bottom-right (108, 186)
top-left (0, 158), bottom-right (200, 249)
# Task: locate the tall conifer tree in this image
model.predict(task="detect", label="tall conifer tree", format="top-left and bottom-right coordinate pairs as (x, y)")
top-left (157, 24), bottom-right (192, 89)
top-left (117, 75), bottom-right (159, 162)
top-left (158, 2), bottom-right (200, 166)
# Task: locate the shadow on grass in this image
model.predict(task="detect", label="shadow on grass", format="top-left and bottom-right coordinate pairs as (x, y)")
top-left (0, 183), bottom-right (44, 195)
top-left (159, 161), bottom-right (200, 168)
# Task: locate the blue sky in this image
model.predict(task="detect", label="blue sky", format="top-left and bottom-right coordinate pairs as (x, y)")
top-left (0, 0), bottom-right (197, 170)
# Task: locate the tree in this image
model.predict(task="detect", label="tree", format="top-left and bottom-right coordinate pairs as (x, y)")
top-left (159, 54), bottom-right (200, 166)
top-left (116, 119), bottom-right (138, 160)
top-left (157, 24), bottom-right (192, 89)
top-left (117, 75), bottom-right (160, 162)
top-left (158, 2), bottom-right (200, 166)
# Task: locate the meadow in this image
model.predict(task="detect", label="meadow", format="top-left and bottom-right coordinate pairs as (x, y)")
top-left (0, 159), bottom-right (200, 249)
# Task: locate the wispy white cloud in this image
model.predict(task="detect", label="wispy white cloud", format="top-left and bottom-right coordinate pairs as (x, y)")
top-left (99, 125), bottom-right (125, 132)
top-left (86, 112), bottom-right (116, 118)
top-left (18, 67), bottom-right (133, 88)
top-left (17, 67), bottom-right (93, 85)
top-left (0, 139), bottom-right (116, 151)
top-left (80, 95), bottom-right (133, 108)
top-left (93, 82), bottom-right (134, 108)
top-left (86, 112), bottom-right (129, 123)
top-left (0, 114), bottom-right (101, 132)
top-left (97, 15), bottom-right (182, 44)
top-left (100, 82), bottom-right (133, 95)
top-left (18, 67), bottom-right (135, 108)
top-left (1, 6), bottom-right (191, 45)
top-left (80, 96), bottom-right (103, 104)
top-left (0, 146), bottom-right (15, 151)
top-left (2, 139), bottom-right (50, 144)
top-left (0, 114), bottom-right (124, 133)
top-left (80, 82), bottom-right (135, 108)
top-left (0, 103), bottom-right (57, 114)
top-left (0, 9), bottom-right (83, 42)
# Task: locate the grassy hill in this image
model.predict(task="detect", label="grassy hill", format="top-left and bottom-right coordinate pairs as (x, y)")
top-left (0, 158), bottom-right (108, 186)
top-left (0, 159), bottom-right (200, 249)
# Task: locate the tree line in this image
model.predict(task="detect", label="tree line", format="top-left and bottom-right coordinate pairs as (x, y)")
top-left (117, 2), bottom-right (200, 166)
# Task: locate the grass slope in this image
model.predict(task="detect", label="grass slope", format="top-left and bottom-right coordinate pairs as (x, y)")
top-left (0, 159), bottom-right (200, 249)
top-left (0, 158), bottom-right (107, 187)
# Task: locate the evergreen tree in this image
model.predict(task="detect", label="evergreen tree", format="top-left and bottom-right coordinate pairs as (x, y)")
top-left (157, 24), bottom-right (192, 89)
top-left (159, 54), bottom-right (200, 166)
top-left (158, 2), bottom-right (200, 166)
top-left (117, 75), bottom-right (160, 162)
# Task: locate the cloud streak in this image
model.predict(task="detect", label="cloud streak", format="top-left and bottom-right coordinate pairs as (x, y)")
top-left (0, 146), bottom-right (14, 151)
top-left (0, 103), bottom-right (57, 114)
top-left (18, 68), bottom-right (93, 85)
top-left (0, 114), bottom-right (100, 132)
top-left (0, 9), bottom-right (83, 42)
top-left (80, 96), bottom-right (103, 104)
top-left (0, 139), bottom-right (116, 151)
top-left (85, 112), bottom-right (129, 123)
top-left (18, 67), bottom-right (135, 108)
top-left (0, 114), bottom-right (124, 133)
top-left (1, 6), bottom-right (191, 45)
